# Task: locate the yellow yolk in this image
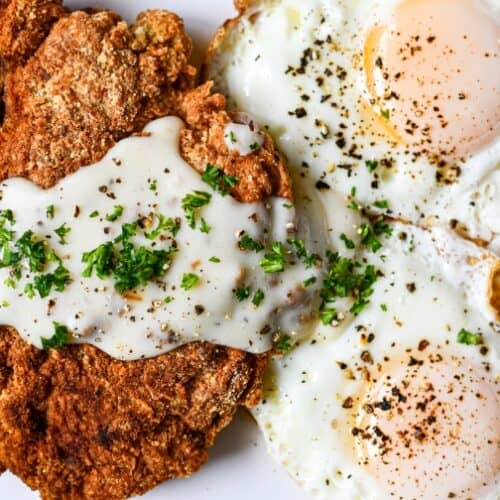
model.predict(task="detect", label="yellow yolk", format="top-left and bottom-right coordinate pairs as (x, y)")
top-left (353, 351), bottom-right (499, 499)
top-left (365, 0), bottom-right (500, 159)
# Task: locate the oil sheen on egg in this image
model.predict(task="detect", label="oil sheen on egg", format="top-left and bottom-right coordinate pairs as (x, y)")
top-left (207, 0), bottom-right (500, 251)
top-left (253, 223), bottom-right (500, 499)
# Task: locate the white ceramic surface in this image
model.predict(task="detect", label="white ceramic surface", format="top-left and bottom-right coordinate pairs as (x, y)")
top-left (0, 1), bottom-right (306, 498)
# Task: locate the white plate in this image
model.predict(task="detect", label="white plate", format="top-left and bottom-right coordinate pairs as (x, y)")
top-left (0, 1), bottom-right (306, 499)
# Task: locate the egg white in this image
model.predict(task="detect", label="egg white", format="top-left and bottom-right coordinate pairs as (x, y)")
top-left (253, 222), bottom-right (500, 499)
top-left (207, 0), bottom-right (500, 252)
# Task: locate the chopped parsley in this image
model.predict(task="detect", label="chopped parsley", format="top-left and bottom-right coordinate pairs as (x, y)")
top-left (249, 142), bottom-right (261, 151)
top-left (374, 199), bottom-right (389, 209)
top-left (200, 218), bottom-right (211, 234)
top-left (457, 328), bottom-right (483, 346)
top-left (54, 223), bottom-right (71, 244)
top-left (181, 273), bottom-right (199, 291)
top-left (24, 283), bottom-right (35, 299)
top-left (15, 231), bottom-right (47, 272)
top-left (229, 131), bottom-right (237, 143)
top-left (89, 210), bottom-right (99, 218)
top-left (366, 160), bottom-right (378, 173)
top-left (182, 190), bottom-right (211, 229)
top-left (201, 164), bottom-right (238, 196)
top-left (209, 256), bottom-right (221, 263)
top-left (359, 221), bottom-right (392, 253)
top-left (41, 322), bottom-right (69, 350)
top-left (164, 296), bottom-right (174, 304)
top-left (380, 108), bottom-right (391, 120)
top-left (260, 242), bottom-right (285, 273)
top-left (239, 234), bottom-right (264, 252)
top-left (145, 214), bottom-right (180, 240)
top-left (105, 205), bottom-right (124, 222)
top-left (283, 203), bottom-right (294, 209)
top-left (340, 233), bottom-right (355, 250)
top-left (347, 187), bottom-right (360, 211)
top-left (82, 222), bottom-right (176, 294)
top-left (287, 238), bottom-right (319, 268)
top-left (319, 251), bottom-right (378, 324)
top-left (235, 286), bottom-right (250, 301)
top-left (275, 334), bottom-right (292, 352)
top-left (380, 303), bottom-right (388, 312)
top-left (33, 263), bottom-right (70, 298)
top-left (46, 205), bottom-right (55, 219)
top-left (252, 289), bottom-right (265, 307)
top-left (303, 276), bottom-right (317, 287)
top-left (149, 179), bottom-right (158, 192)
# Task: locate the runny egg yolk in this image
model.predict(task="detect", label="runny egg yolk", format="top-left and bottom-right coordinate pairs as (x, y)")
top-left (352, 350), bottom-right (499, 499)
top-left (364, 0), bottom-right (500, 159)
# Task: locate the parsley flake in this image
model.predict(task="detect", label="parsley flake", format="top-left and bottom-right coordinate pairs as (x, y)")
top-left (239, 234), bottom-right (264, 252)
top-left (54, 223), bottom-right (71, 244)
top-left (105, 205), bottom-right (124, 222)
top-left (260, 242), bottom-right (285, 273)
top-left (181, 273), bottom-right (200, 291)
top-left (252, 289), bottom-right (265, 307)
top-left (182, 190), bottom-right (211, 229)
top-left (340, 233), bottom-right (355, 250)
top-left (457, 328), bottom-right (483, 346)
top-left (201, 164), bottom-right (238, 195)
top-left (235, 286), bottom-right (250, 302)
top-left (41, 322), bottom-right (69, 350)
top-left (46, 205), bottom-right (55, 219)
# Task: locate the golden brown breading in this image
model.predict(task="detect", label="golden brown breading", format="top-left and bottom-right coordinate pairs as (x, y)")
top-left (0, 7), bottom-right (196, 187)
top-left (0, 328), bottom-right (267, 500)
top-left (0, 2), bottom-right (292, 499)
top-left (179, 82), bottom-right (292, 203)
top-left (0, 0), bottom-right (65, 64)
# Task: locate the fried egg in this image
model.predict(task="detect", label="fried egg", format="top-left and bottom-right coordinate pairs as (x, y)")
top-left (207, 0), bottom-right (500, 251)
top-left (253, 222), bottom-right (500, 499)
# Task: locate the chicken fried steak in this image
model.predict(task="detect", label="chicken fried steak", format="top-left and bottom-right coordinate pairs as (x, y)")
top-left (0, 2), bottom-right (291, 498)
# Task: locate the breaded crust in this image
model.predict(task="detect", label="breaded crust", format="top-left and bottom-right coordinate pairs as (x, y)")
top-left (0, 2), bottom-right (292, 498)
top-left (0, 5), bottom-right (196, 187)
top-left (0, 328), bottom-right (267, 499)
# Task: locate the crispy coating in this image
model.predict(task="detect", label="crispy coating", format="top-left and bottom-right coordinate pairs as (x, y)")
top-left (0, 2), bottom-right (293, 499)
top-left (0, 6), bottom-right (196, 187)
top-left (179, 82), bottom-right (292, 202)
top-left (0, 328), bottom-right (267, 500)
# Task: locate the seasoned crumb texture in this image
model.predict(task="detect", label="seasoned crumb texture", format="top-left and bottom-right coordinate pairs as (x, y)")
top-left (0, 1), bottom-right (294, 498)
top-left (0, 328), bottom-right (267, 499)
top-left (0, 4), bottom-right (196, 187)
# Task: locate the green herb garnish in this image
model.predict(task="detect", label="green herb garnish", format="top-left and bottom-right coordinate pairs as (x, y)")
top-left (145, 214), bottom-right (180, 240)
top-left (200, 218), bottom-right (211, 234)
top-left (54, 223), bottom-right (71, 244)
top-left (374, 199), bottom-right (389, 209)
top-left (105, 205), bottom-right (124, 222)
top-left (235, 286), bottom-right (250, 302)
top-left (319, 251), bottom-right (378, 324)
top-left (182, 190), bottom-right (212, 229)
top-left (340, 233), bottom-right (355, 250)
top-left (260, 242), bottom-right (285, 273)
top-left (287, 238), bottom-right (319, 268)
top-left (201, 164), bottom-right (238, 195)
top-left (41, 322), bottom-right (69, 350)
top-left (239, 234), bottom-right (264, 252)
top-left (181, 273), bottom-right (199, 291)
top-left (275, 334), bottom-right (292, 352)
top-left (457, 328), bottom-right (483, 346)
top-left (252, 289), bottom-right (265, 307)
top-left (46, 205), bottom-right (55, 219)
